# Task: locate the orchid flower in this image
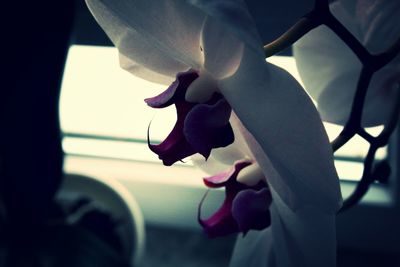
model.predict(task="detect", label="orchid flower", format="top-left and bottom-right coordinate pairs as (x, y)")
top-left (293, 0), bottom-right (400, 127)
top-left (145, 69), bottom-right (234, 166)
top-left (198, 158), bottom-right (271, 238)
top-left (192, 115), bottom-right (272, 238)
top-left (86, 1), bottom-right (342, 266)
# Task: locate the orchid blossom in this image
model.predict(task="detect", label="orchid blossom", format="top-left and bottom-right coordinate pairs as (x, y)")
top-left (192, 115), bottom-right (272, 238)
top-left (86, 1), bottom-right (342, 266)
top-left (145, 69), bottom-right (234, 166)
top-left (293, 0), bottom-right (400, 127)
top-left (198, 158), bottom-right (271, 238)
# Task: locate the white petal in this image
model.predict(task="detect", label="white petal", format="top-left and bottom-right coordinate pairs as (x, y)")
top-left (352, 1), bottom-right (400, 54)
top-left (119, 53), bottom-right (174, 85)
top-left (220, 45), bottom-right (342, 212)
top-left (188, 0), bottom-right (263, 55)
top-left (230, 188), bottom-right (337, 267)
top-left (86, 0), bottom-right (205, 78)
top-left (236, 161), bottom-right (265, 186)
top-left (230, 229), bottom-right (274, 267)
top-left (185, 70), bottom-right (219, 103)
top-left (185, 1), bottom-right (264, 105)
top-left (190, 153), bottom-right (231, 175)
top-left (337, 0), bottom-right (357, 16)
top-left (200, 16), bottom-right (244, 79)
top-left (293, 1), bottom-right (400, 126)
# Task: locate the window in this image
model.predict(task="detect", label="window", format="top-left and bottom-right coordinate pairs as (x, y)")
top-left (60, 45), bottom-right (387, 182)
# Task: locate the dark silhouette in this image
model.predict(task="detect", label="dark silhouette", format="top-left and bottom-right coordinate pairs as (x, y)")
top-left (0, 2), bottom-right (131, 266)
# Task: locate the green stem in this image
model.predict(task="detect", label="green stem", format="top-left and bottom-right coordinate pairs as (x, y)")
top-left (263, 13), bottom-right (321, 58)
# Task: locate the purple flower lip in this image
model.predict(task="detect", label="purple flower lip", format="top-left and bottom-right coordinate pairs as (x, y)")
top-left (198, 160), bottom-right (272, 238)
top-left (146, 69), bottom-right (234, 166)
top-left (145, 70), bottom-right (198, 108)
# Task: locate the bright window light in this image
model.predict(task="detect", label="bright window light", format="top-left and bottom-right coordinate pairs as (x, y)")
top-left (60, 45), bottom-right (387, 181)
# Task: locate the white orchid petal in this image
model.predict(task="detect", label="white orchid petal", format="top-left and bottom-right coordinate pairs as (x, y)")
top-left (220, 46), bottom-right (342, 212)
top-left (119, 53), bottom-right (174, 85)
top-left (206, 147), bottom-right (245, 167)
top-left (236, 162), bottom-right (265, 186)
top-left (352, 1), bottom-right (400, 54)
top-left (294, 1), bottom-right (400, 127)
top-left (337, 0), bottom-right (357, 15)
top-left (293, 1), bottom-right (360, 125)
top-left (86, 0), bottom-right (205, 76)
top-left (316, 66), bottom-right (400, 126)
top-left (185, 71), bottom-right (219, 103)
top-left (188, 0), bottom-right (263, 56)
top-left (230, 188), bottom-right (337, 267)
top-left (190, 153), bottom-right (232, 175)
top-left (200, 16), bottom-right (244, 79)
top-left (230, 228), bottom-right (274, 267)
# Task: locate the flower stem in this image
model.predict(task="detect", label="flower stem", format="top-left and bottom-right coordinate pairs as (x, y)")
top-left (264, 0), bottom-right (400, 210)
top-left (331, 68), bottom-right (373, 152)
top-left (323, 11), bottom-right (372, 66)
top-left (340, 144), bottom-right (378, 211)
top-left (263, 13), bottom-right (321, 58)
top-left (339, 85), bottom-right (400, 213)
